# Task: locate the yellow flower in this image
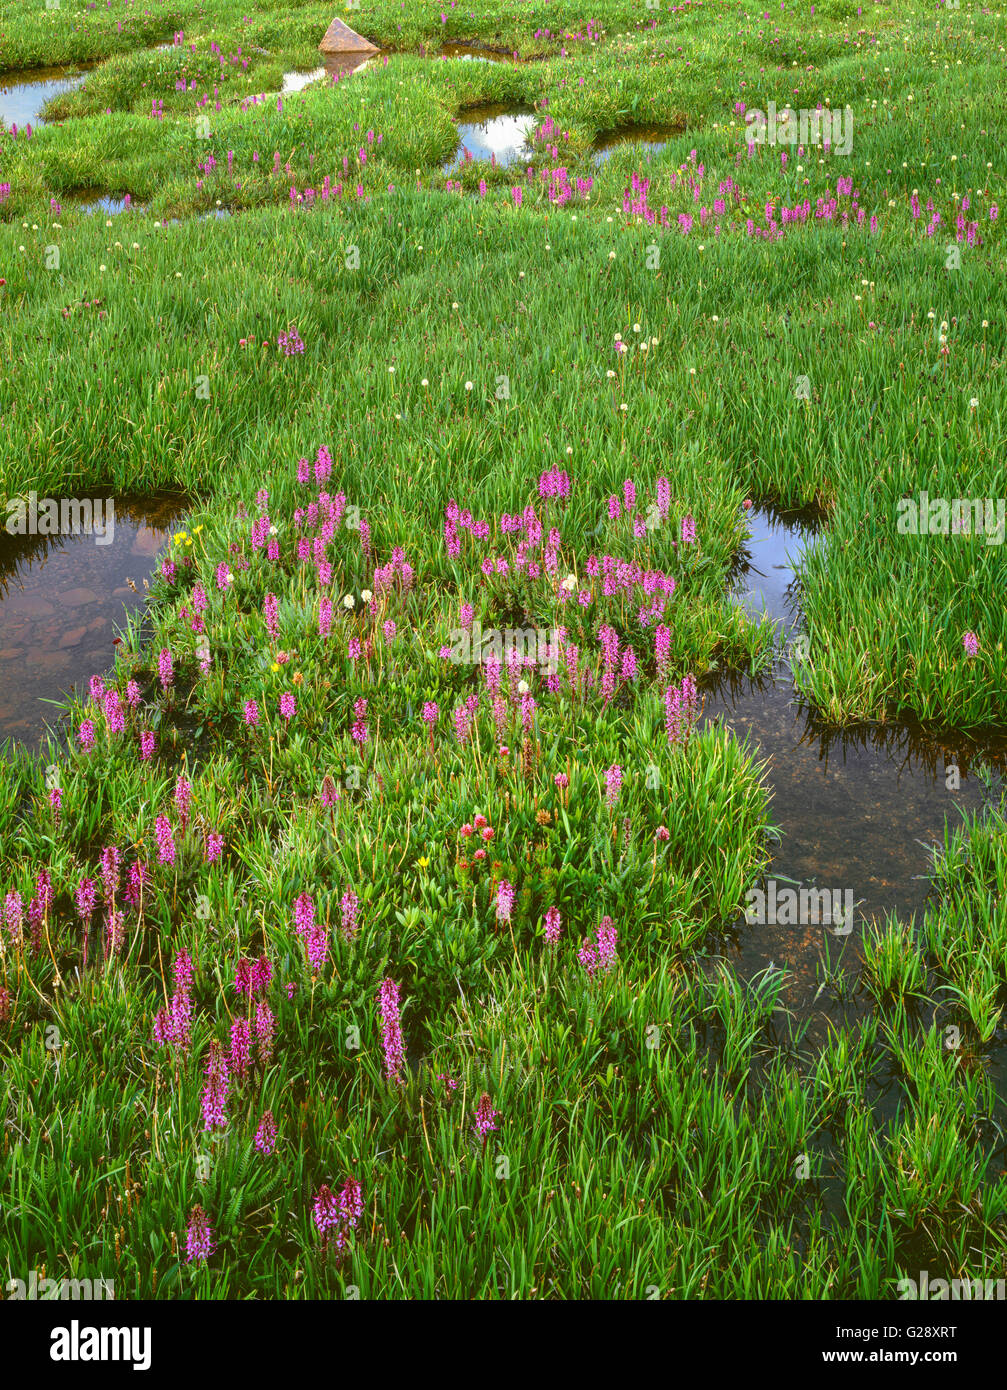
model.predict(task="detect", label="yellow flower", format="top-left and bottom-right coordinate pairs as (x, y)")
top-left (270, 662), bottom-right (280, 673)
top-left (417, 856), bottom-right (430, 868)
top-left (193, 524), bottom-right (204, 535)
top-left (185, 537), bottom-right (193, 547)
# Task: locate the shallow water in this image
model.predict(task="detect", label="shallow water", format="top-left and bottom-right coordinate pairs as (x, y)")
top-left (0, 65), bottom-right (91, 128)
top-left (703, 506), bottom-right (1007, 1042)
top-left (450, 104), bottom-right (536, 169)
top-left (0, 493), bottom-right (187, 751)
top-left (320, 51), bottom-right (380, 80)
top-left (281, 68), bottom-right (326, 93)
top-left (592, 124), bottom-right (678, 166)
top-left (440, 43), bottom-right (518, 63)
top-left (63, 192), bottom-right (139, 216)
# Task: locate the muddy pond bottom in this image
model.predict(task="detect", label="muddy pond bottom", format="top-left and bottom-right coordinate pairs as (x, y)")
top-left (0, 493), bottom-right (187, 751)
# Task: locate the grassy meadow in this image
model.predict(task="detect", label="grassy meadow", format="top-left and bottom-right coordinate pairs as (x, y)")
top-left (1, 0), bottom-right (1007, 1300)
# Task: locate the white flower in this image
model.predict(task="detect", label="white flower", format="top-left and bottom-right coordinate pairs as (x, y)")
top-left (632, 323), bottom-right (641, 333)
top-left (606, 369), bottom-right (615, 378)
top-left (388, 365), bottom-right (395, 373)
top-left (688, 367), bottom-right (696, 375)
top-left (982, 320), bottom-right (989, 329)
top-left (106, 219), bottom-right (113, 227)
top-left (99, 263), bottom-right (106, 271)
top-left (268, 525), bottom-right (278, 536)
top-left (361, 589), bottom-right (373, 602)
top-left (969, 398), bottom-right (979, 409)
top-left (343, 594), bottom-right (355, 609)
top-left (421, 378), bottom-right (429, 386)
top-left (565, 446), bottom-right (573, 454)
top-left (465, 381), bottom-right (473, 391)
top-left (517, 679), bottom-right (530, 694)
top-left (561, 575), bottom-right (577, 591)
top-left (452, 301), bottom-right (459, 309)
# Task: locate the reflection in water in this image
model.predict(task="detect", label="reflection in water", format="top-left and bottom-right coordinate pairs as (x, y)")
top-left (702, 506), bottom-right (1007, 1046)
top-left (281, 68), bottom-right (326, 93)
top-left (440, 43), bottom-right (518, 63)
top-left (0, 65), bottom-right (91, 127)
top-left (0, 493), bottom-right (188, 751)
top-left (321, 52), bottom-right (380, 80)
top-left (449, 105), bottom-right (536, 169)
top-left (64, 192), bottom-right (140, 216)
top-left (592, 124), bottom-right (679, 166)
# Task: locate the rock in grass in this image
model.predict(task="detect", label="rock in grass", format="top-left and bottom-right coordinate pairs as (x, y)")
top-left (318, 18), bottom-right (379, 55)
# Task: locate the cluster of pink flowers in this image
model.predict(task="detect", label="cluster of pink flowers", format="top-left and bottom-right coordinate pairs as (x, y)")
top-left (294, 891), bottom-right (327, 973)
top-left (312, 1176), bottom-right (364, 1255)
top-left (200, 1039), bottom-right (230, 1132)
top-left (340, 889), bottom-right (360, 939)
top-left (254, 1109), bottom-right (278, 1156)
top-left (473, 1092), bottom-right (501, 1143)
top-left (185, 1204), bottom-right (214, 1264)
top-left (665, 674), bottom-right (699, 745)
top-left (378, 977), bottom-right (406, 1085)
top-left (578, 916), bottom-right (619, 978)
top-left (152, 945), bottom-right (193, 1050)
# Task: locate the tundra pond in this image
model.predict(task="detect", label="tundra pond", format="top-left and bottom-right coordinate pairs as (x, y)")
top-left (0, 0), bottom-right (1006, 1306)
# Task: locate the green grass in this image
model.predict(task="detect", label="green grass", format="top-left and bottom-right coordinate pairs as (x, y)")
top-left (1, 0), bottom-right (1007, 1299)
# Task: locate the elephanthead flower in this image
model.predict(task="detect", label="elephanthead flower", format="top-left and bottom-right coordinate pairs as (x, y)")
top-left (473, 1092), bottom-right (500, 1142)
top-left (255, 1109), bottom-right (278, 1156)
top-left (378, 977), bottom-right (406, 1085)
top-left (155, 815), bottom-right (176, 866)
top-left (185, 1205), bottom-right (214, 1264)
top-left (158, 647), bottom-right (174, 690)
